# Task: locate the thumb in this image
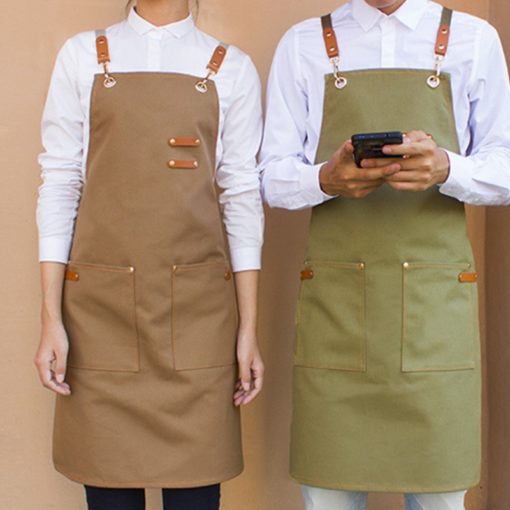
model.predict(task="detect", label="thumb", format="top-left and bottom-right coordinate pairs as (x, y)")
top-left (238, 360), bottom-right (252, 392)
top-left (339, 140), bottom-right (355, 163)
top-left (53, 349), bottom-right (67, 384)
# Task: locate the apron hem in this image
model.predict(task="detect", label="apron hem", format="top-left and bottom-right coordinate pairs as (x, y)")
top-left (54, 463), bottom-right (244, 489)
top-left (290, 473), bottom-right (481, 494)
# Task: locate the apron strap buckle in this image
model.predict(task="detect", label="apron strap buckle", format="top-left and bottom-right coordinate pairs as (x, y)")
top-left (95, 30), bottom-right (117, 89)
top-left (195, 44), bottom-right (229, 93)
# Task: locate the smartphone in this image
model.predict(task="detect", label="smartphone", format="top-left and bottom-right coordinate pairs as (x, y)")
top-left (351, 131), bottom-right (404, 168)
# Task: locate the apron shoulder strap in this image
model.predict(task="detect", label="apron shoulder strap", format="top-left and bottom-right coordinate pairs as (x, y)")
top-left (206, 44), bottom-right (229, 75)
top-left (434, 7), bottom-right (453, 57)
top-left (95, 29), bottom-right (111, 65)
top-left (320, 14), bottom-right (339, 60)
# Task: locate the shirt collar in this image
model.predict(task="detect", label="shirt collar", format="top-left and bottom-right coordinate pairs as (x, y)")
top-left (350, 0), bottom-right (429, 31)
top-left (127, 7), bottom-right (194, 38)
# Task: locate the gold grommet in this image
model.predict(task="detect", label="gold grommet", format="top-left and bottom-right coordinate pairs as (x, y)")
top-left (168, 160), bottom-right (176, 168)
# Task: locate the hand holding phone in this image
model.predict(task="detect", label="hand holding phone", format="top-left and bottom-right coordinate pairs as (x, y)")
top-left (351, 131), bottom-right (404, 168)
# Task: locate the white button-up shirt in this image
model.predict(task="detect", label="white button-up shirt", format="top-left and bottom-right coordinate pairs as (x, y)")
top-left (37, 8), bottom-right (264, 272)
top-left (260, 0), bottom-right (510, 209)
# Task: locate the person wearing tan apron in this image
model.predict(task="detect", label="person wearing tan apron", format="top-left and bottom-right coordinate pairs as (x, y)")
top-left (35, 3), bottom-right (264, 509)
top-left (260, 0), bottom-right (510, 508)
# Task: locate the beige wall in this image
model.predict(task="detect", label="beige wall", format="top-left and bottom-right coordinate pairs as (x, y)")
top-left (0, 1), bottom-right (504, 509)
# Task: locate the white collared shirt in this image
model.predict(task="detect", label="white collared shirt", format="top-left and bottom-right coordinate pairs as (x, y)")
top-left (259, 0), bottom-right (510, 209)
top-left (37, 8), bottom-right (264, 272)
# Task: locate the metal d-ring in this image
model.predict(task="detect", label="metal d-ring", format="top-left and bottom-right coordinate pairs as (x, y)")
top-left (102, 62), bottom-right (117, 88)
top-left (427, 55), bottom-right (444, 89)
top-left (331, 57), bottom-right (347, 90)
top-left (195, 71), bottom-right (214, 93)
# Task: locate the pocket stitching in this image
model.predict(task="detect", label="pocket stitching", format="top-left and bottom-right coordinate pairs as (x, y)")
top-left (65, 263), bottom-right (140, 373)
top-left (401, 262), bottom-right (476, 373)
top-left (295, 260), bottom-right (367, 372)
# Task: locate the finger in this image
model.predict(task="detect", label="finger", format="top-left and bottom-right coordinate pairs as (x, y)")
top-left (238, 360), bottom-right (252, 392)
top-left (387, 181), bottom-right (427, 192)
top-left (361, 157), bottom-right (403, 169)
top-left (354, 163), bottom-right (401, 181)
top-left (404, 130), bottom-right (430, 143)
top-left (382, 140), bottom-right (431, 157)
top-left (386, 170), bottom-right (431, 183)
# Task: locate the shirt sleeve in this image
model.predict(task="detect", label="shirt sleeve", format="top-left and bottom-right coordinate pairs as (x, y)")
top-left (37, 38), bottom-right (85, 263)
top-left (439, 22), bottom-right (510, 205)
top-left (216, 54), bottom-right (265, 272)
top-left (259, 27), bottom-right (334, 210)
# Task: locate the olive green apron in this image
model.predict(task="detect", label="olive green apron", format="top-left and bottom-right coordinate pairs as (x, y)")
top-left (54, 33), bottom-right (243, 488)
top-left (291, 8), bottom-right (481, 492)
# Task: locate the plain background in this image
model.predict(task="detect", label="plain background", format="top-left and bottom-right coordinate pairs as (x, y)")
top-left (1, 0), bottom-right (509, 509)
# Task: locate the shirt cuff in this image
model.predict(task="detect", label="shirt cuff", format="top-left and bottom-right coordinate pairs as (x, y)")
top-left (438, 150), bottom-right (472, 200)
top-left (39, 237), bottom-right (71, 264)
top-left (300, 162), bottom-right (338, 206)
top-left (230, 246), bottom-right (262, 273)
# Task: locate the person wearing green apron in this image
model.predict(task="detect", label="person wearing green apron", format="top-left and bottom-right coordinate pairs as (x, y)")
top-left (260, 0), bottom-right (510, 508)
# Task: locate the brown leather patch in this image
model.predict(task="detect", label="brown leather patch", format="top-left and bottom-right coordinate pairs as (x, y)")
top-left (65, 270), bottom-right (80, 282)
top-left (458, 272), bottom-right (478, 283)
top-left (321, 14), bottom-right (339, 59)
top-left (207, 45), bottom-right (228, 74)
top-left (168, 137), bottom-right (201, 147)
top-left (96, 35), bottom-right (110, 64)
top-left (168, 160), bottom-right (199, 170)
top-left (435, 8), bottom-right (453, 56)
top-left (301, 268), bottom-right (314, 280)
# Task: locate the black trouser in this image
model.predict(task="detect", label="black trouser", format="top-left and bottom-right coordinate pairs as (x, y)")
top-left (85, 484), bottom-right (221, 510)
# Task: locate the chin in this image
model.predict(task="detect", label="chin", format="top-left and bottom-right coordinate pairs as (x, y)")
top-left (365, 0), bottom-right (401, 7)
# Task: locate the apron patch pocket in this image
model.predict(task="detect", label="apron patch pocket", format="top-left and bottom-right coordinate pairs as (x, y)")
top-left (295, 261), bottom-right (367, 372)
top-left (62, 262), bottom-right (140, 372)
top-left (402, 263), bottom-right (477, 372)
top-left (171, 260), bottom-right (238, 371)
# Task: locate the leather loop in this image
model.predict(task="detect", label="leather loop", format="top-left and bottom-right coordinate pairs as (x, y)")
top-left (321, 14), bottom-right (339, 59)
top-left (168, 160), bottom-right (199, 170)
top-left (458, 272), bottom-right (478, 283)
top-left (207, 45), bottom-right (228, 74)
top-left (168, 137), bottom-right (201, 147)
top-left (65, 270), bottom-right (80, 282)
top-left (435, 7), bottom-right (453, 57)
top-left (95, 31), bottom-right (110, 65)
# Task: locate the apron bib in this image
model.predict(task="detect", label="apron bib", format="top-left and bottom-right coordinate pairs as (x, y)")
top-left (291, 7), bottom-right (482, 492)
top-left (54, 34), bottom-right (243, 488)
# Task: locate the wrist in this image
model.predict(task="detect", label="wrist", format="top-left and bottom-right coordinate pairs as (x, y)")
top-left (41, 303), bottom-right (63, 324)
top-left (319, 161), bottom-right (335, 195)
top-left (436, 149), bottom-right (451, 184)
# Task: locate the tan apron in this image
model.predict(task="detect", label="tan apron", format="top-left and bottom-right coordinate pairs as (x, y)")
top-left (55, 33), bottom-right (243, 488)
top-left (291, 8), bottom-right (482, 492)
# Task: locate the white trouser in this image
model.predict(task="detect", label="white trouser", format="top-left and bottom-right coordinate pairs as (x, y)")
top-left (301, 485), bottom-right (467, 510)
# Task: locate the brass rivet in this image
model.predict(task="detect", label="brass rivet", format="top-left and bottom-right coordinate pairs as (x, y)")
top-left (193, 161), bottom-right (199, 168)
top-left (168, 160), bottom-right (176, 168)
top-left (195, 139), bottom-right (200, 145)
top-left (224, 271), bottom-right (232, 280)
top-left (439, 44), bottom-right (445, 49)
top-left (129, 266), bottom-right (135, 273)
top-left (169, 138), bottom-right (176, 146)
top-left (403, 262), bottom-right (409, 269)
top-left (359, 263), bottom-right (365, 270)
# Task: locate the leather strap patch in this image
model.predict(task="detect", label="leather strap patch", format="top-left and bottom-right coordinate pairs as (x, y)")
top-left (301, 268), bottom-right (314, 280)
top-left (458, 272), bottom-right (478, 283)
top-left (207, 45), bottom-right (228, 74)
top-left (168, 137), bottom-right (201, 147)
top-left (321, 14), bottom-right (339, 59)
top-left (65, 270), bottom-right (80, 282)
top-left (435, 7), bottom-right (453, 57)
top-left (168, 160), bottom-right (199, 170)
top-left (95, 31), bottom-right (110, 64)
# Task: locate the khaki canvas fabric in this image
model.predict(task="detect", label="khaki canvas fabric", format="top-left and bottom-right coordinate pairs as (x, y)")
top-left (291, 11), bottom-right (482, 492)
top-left (54, 59), bottom-right (243, 487)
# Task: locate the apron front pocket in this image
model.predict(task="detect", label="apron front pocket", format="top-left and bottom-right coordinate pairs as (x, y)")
top-left (402, 262), bottom-right (477, 372)
top-left (295, 261), bottom-right (367, 372)
top-left (62, 261), bottom-right (140, 372)
top-left (171, 260), bottom-right (238, 371)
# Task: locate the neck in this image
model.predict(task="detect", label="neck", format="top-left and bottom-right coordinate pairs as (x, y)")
top-left (135, 0), bottom-right (189, 27)
top-left (378, 0), bottom-right (406, 15)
